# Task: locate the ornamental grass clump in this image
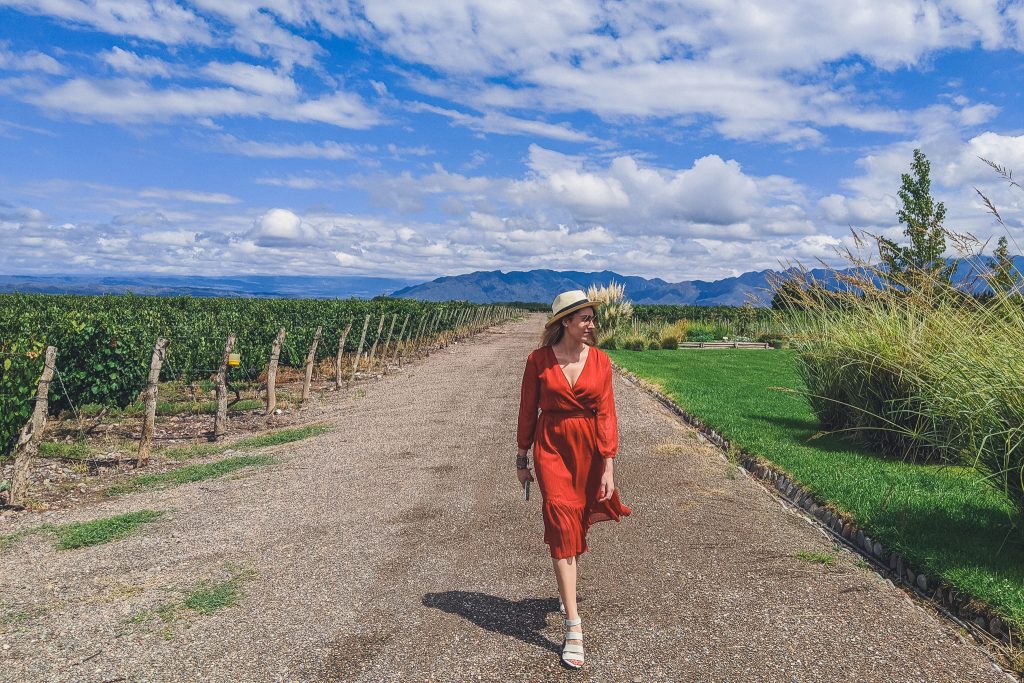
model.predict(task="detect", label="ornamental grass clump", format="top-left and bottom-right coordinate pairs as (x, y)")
top-left (587, 281), bottom-right (633, 344)
top-left (779, 279), bottom-right (1024, 512)
top-left (772, 151), bottom-right (1024, 514)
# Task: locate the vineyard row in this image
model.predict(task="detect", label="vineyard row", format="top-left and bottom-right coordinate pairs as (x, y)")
top-left (2, 302), bottom-right (522, 507)
top-left (0, 293), bottom-right (523, 453)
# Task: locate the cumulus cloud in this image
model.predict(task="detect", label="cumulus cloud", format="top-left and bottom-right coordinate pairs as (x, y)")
top-left (251, 208), bottom-right (304, 241)
top-left (819, 129), bottom-right (1024, 255)
top-left (351, 144), bottom-right (814, 239)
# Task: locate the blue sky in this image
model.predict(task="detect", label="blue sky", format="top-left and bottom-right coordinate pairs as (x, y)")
top-left (1, 1), bottom-right (1023, 282)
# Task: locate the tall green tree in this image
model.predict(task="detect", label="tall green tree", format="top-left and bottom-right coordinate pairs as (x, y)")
top-left (877, 149), bottom-right (955, 291)
top-left (988, 235), bottom-right (1020, 294)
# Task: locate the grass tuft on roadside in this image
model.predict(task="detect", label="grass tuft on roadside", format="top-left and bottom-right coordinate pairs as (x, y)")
top-left (795, 550), bottom-right (837, 566)
top-left (50, 509), bottom-right (164, 550)
top-left (183, 577), bottom-right (245, 614)
top-left (2, 510), bottom-right (163, 551)
top-left (126, 566), bottom-right (256, 634)
top-left (105, 455), bottom-right (275, 497)
top-left (162, 424), bottom-right (329, 460)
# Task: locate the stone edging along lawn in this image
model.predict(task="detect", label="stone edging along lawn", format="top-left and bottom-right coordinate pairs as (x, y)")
top-left (612, 363), bottom-right (1020, 653)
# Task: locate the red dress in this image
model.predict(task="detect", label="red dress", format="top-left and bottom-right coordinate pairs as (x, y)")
top-left (517, 345), bottom-right (631, 559)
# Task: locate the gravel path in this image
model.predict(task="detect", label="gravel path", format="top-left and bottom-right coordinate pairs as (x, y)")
top-left (0, 314), bottom-right (1012, 682)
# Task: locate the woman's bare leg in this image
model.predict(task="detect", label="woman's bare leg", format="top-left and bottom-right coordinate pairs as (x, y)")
top-left (553, 556), bottom-right (578, 617)
top-left (553, 556), bottom-right (583, 666)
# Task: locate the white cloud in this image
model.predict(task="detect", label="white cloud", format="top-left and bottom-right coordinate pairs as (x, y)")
top-left (6, 2), bottom-right (1020, 145)
top-left (350, 1), bottom-right (1021, 141)
top-left (410, 102), bottom-right (598, 143)
top-left (0, 191), bottom-right (871, 282)
top-left (351, 144), bottom-right (815, 240)
top-left (0, 44), bottom-right (65, 74)
top-left (22, 77), bottom-right (381, 129)
top-left (821, 129), bottom-right (1024, 256)
top-left (252, 208), bottom-right (303, 240)
top-left (1, 0), bottom-right (212, 46)
top-left (219, 135), bottom-right (361, 160)
top-left (139, 229), bottom-right (198, 246)
top-left (139, 188), bottom-right (241, 204)
top-left (202, 61), bottom-right (298, 97)
top-left (288, 91), bottom-right (382, 129)
top-left (354, 1), bottom-right (1019, 78)
top-left (100, 47), bottom-right (174, 78)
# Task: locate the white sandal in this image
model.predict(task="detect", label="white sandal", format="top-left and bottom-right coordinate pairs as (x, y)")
top-left (561, 617), bottom-right (584, 669)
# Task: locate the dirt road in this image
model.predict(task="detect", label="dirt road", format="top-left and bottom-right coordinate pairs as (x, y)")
top-left (0, 314), bottom-right (1011, 682)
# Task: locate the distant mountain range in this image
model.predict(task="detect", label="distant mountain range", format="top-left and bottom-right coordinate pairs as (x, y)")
top-left (392, 267), bottom-right (837, 306)
top-left (5, 256), bottom-right (1021, 306)
top-left (0, 274), bottom-right (419, 299)
top-left (393, 257), bottom-right (1024, 306)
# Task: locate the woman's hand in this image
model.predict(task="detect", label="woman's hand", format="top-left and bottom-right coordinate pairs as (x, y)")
top-left (517, 466), bottom-right (534, 487)
top-left (597, 458), bottom-right (615, 502)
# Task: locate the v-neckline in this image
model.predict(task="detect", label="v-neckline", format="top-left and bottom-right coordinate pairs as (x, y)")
top-left (551, 344), bottom-right (590, 392)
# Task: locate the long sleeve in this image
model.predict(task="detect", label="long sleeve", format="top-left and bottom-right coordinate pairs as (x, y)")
top-left (517, 351), bottom-right (540, 451)
top-left (595, 353), bottom-right (618, 458)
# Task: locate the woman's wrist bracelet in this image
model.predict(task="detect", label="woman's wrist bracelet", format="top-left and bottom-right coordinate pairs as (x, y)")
top-left (516, 454), bottom-right (529, 470)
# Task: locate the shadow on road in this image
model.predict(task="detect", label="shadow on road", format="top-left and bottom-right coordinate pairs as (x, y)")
top-left (423, 591), bottom-right (561, 653)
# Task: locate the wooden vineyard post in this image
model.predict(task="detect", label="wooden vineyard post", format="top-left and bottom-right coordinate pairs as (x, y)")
top-left (411, 312), bottom-right (429, 358)
top-left (391, 314), bottom-right (410, 368)
top-left (433, 310), bottom-right (446, 350)
top-left (137, 337), bottom-right (169, 467)
top-left (365, 314), bottom-right (387, 374)
top-left (455, 308), bottom-right (465, 343)
top-left (266, 327), bottom-right (285, 415)
top-left (443, 310), bottom-right (453, 346)
top-left (446, 309), bottom-right (456, 345)
top-left (433, 310), bottom-right (444, 349)
top-left (9, 346), bottom-right (57, 508)
top-left (350, 314), bottom-right (371, 383)
top-left (301, 326), bottom-right (322, 403)
top-left (378, 313), bottom-right (398, 374)
top-left (215, 332), bottom-right (236, 441)
top-left (334, 321), bottom-right (353, 390)
top-left (417, 311), bottom-right (434, 358)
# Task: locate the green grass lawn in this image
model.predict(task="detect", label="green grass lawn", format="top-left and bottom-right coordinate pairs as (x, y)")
top-left (608, 348), bottom-right (1024, 627)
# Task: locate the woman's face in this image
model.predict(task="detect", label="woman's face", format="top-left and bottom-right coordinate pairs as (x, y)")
top-left (563, 306), bottom-right (597, 345)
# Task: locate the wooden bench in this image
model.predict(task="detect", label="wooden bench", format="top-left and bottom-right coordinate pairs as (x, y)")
top-left (677, 341), bottom-right (771, 349)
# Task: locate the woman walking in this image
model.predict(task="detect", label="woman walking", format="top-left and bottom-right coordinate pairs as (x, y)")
top-left (516, 290), bottom-right (632, 669)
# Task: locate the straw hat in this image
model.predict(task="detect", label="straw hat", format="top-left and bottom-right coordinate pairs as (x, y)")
top-left (545, 289), bottom-right (602, 328)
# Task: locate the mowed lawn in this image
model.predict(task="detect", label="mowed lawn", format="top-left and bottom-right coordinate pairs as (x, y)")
top-left (608, 348), bottom-right (1024, 627)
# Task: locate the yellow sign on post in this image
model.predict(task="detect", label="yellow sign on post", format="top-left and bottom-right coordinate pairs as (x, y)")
top-left (228, 352), bottom-right (241, 367)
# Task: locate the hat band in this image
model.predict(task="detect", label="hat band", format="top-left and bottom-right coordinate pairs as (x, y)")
top-left (553, 298), bottom-right (590, 317)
